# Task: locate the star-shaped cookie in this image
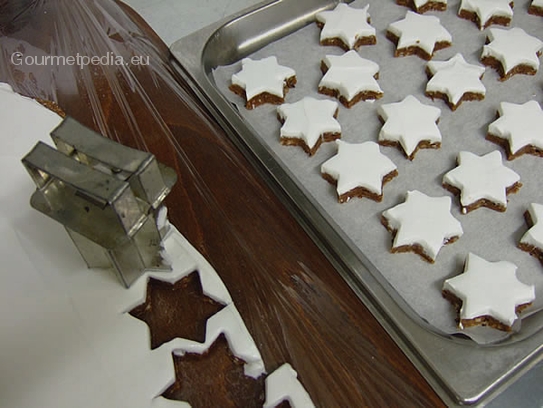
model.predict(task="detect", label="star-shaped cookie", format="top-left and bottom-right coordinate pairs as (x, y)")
top-left (458, 0), bottom-right (514, 30)
top-left (387, 11), bottom-right (452, 60)
top-left (481, 27), bottom-right (543, 80)
top-left (442, 150), bottom-right (521, 213)
top-left (315, 3), bottom-right (376, 51)
top-left (277, 97), bottom-right (341, 156)
top-left (378, 95), bottom-right (442, 160)
top-left (230, 56), bottom-right (296, 109)
top-left (487, 100), bottom-right (543, 159)
top-left (529, 0), bottom-right (543, 16)
top-left (321, 140), bottom-right (398, 203)
top-left (425, 53), bottom-right (486, 110)
top-left (381, 190), bottom-right (463, 263)
top-left (396, 0), bottom-right (447, 14)
top-left (519, 203), bottom-right (543, 264)
top-left (318, 50), bottom-right (383, 108)
top-left (443, 253), bottom-right (535, 331)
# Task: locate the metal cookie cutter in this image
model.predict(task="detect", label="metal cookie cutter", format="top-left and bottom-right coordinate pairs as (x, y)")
top-left (21, 117), bottom-right (177, 287)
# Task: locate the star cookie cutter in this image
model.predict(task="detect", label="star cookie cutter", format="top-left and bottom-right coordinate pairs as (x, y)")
top-left (21, 117), bottom-right (177, 287)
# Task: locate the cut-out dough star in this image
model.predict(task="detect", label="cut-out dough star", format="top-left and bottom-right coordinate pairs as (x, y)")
top-left (443, 253), bottom-right (535, 329)
top-left (316, 3), bottom-right (376, 50)
top-left (426, 53), bottom-right (486, 110)
top-left (162, 335), bottom-right (266, 406)
top-left (378, 95), bottom-right (442, 160)
top-left (381, 190), bottom-right (463, 263)
top-left (230, 56), bottom-right (296, 109)
top-left (481, 27), bottom-right (543, 80)
top-left (387, 11), bottom-right (452, 60)
top-left (442, 150), bottom-right (521, 213)
top-left (321, 140), bottom-right (398, 203)
top-left (519, 203), bottom-right (543, 264)
top-left (129, 274), bottom-right (225, 349)
top-left (458, 0), bottom-right (514, 30)
top-left (277, 97), bottom-right (341, 156)
top-left (487, 101), bottom-right (543, 159)
top-left (318, 50), bottom-right (383, 107)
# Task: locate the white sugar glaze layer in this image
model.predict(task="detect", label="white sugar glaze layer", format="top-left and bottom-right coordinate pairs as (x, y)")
top-left (316, 3), bottom-right (376, 49)
top-left (277, 97), bottom-right (341, 150)
top-left (443, 253), bottom-right (535, 327)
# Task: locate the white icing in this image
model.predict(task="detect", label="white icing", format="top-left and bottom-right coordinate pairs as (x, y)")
top-left (0, 83), bottom-right (63, 153)
top-left (533, 0), bottom-right (543, 8)
top-left (378, 95), bottom-right (442, 157)
top-left (442, 150), bottom-right (520, 211)
top-left (443, 253), bottom-right (535, 327)
top-left (426, 53), bottom-right (486, 106)
top-left (277, 97), bottom-right (341, 150)
top-left (154, 231), bottom-right (233, 305)
top-left (387, 11), bottom-right (452, 57)
top-left (459, 0), bottom-right (513, 29)
top-left (520, 203), bottom-right (543, 251)
top-left (488, 100), bottom-right (543, 155)
top-left (231, 56), bottom-right (295, 101)
top-left (319, 50), bottom-right (382, 102)
top-left (315, 3), bottom-right (376, 49)
top-left (382, 190), bottom-right (463, 261)
top-left (321, 140), bottom-right (397, 199)
top-left (151, 397), bottom-right (191, 408)
top-left (481, 27), bottom-right (543, 77)
top-left (263, 363), bottom-right (315, 408)
top-left (168, 303), bottom-right (266, 378)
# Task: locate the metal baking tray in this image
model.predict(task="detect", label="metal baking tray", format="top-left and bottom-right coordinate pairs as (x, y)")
top-left (170, 0), bottom-right (543, 405)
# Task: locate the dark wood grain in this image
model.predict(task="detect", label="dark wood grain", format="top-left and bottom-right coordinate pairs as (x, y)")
top-left (0, 1), bottom-right (445, 406)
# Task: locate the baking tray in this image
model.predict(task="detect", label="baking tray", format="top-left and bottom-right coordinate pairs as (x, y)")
top-left (170, 0), bottom-right (543, 405)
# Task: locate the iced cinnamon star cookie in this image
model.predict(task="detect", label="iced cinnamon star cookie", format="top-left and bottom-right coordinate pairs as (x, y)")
top-left (443, 253), bottom-right (535, 332)
top-left (315, 3), bottom-right (376, 51)
top-left (386, 11), bottom-right (452, 60)
top-left (277, 97), bottom-right (341, 156)
top-left (381, 190), bottom-right (463, 263)
top-left (425, 53), bottom-right (486, 111)
top-left (529, 0), bottom-right (543, 16)
top-left (321, 140), bottom-right (398, 203)
top-left (442, 150), bottom-right (521, 214)
top-left (458, 0), bottom-right (514, 30)
top-left (481, 27), bottom-right (543, 81)
top-left (230, 56), bottom-right (296, 110)
top-left (396, 0), bottom-right (447, 14)
top-left (378, 95), bottom-right (442, 160)
top-left (487, 101), bottom-right (543, 160)
top-left (519, 203), bottom-right (543, 265)
top-left (318, 50), bottom-right (383, 108)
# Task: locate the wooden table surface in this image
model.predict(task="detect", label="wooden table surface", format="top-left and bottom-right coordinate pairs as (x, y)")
top-left (0, 1), bottom-right (444, 406)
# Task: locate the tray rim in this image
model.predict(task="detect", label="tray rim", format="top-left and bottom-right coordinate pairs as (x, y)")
top-left (169, 0), bottom-right (543, 405)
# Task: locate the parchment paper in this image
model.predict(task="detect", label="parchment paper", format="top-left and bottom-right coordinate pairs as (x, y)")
top-left (213, 0), bottom-right (543, 344)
